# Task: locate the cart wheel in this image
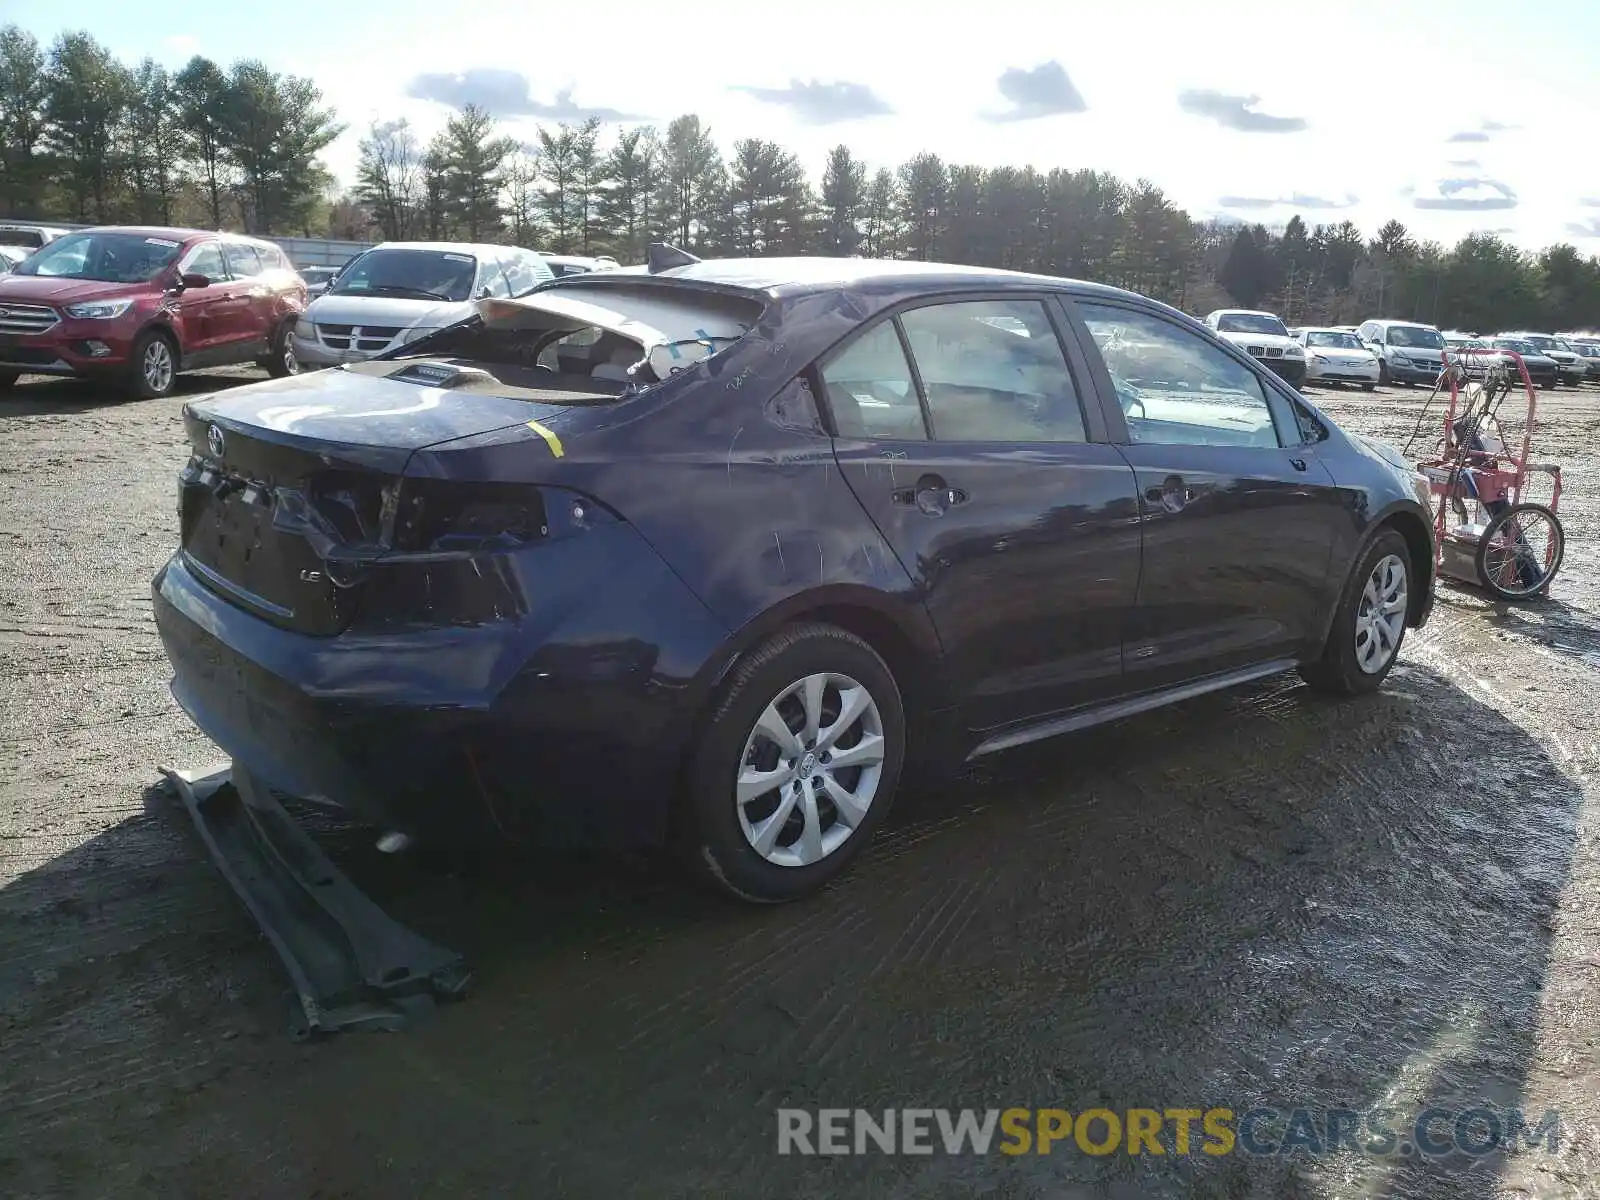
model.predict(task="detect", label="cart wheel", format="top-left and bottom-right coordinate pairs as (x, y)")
top-left (1475, 503), bottom-right (1564, 600)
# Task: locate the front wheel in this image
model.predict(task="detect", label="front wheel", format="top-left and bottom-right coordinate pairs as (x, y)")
top-left (1377, 360), bottom-right (1390, 387)
top-left (124, 330), bottom-right (176, 400)
top-left (683, 623), bottom-right (905, 903)
top-left (1475, 503), bottom-right (1563, 600)
top-left (1300, 529), bottom-right (1411, 696)
top-left (0, 369), bottom-right (17, 390)
top-left (1361, 381), bottom-right (1376, 392)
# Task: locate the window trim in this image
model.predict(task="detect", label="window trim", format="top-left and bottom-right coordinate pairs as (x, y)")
top-left (1062, 294), bottom-right (1291, 450)
top-left (811, 289), bottom-right (1105, 446)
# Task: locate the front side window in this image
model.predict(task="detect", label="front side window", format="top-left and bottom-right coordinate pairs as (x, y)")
top-left (478, 261), bottom-right (512, 298)
top-left (329, 248), bottom-right (479, 302)
top-left (223, 242), bottom-right (262, 279)
top-left (1077, 303), bottom-right (1281, 448)
top-left (182, 242), bottom-right (227, 281)
top-left (818, 320), bottom-right (928, 441)
top-left (502, 251), bottom-right (553, 297)
top-left (898, 300), bottom-right (1086, 443)
top-left (18, 231), bottom-right (182, 283)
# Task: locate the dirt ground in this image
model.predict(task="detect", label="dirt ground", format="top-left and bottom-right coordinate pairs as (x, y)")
top-left (4, 367), bottom-right (1600, 1199)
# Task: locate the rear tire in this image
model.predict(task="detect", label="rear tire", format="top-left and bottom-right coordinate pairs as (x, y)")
top-left (1377, 361), bottom-right (1390, 387)
top-left (1361, 381), bottom-right (1376, 392)
top-left (1300, 529), bottom-right (1411, 697)
top-left (0, 370), bottom-right (17, 390)
top-left (682, 623), bottom-right (905, 903)
top-left (124, 330), bottom-right (177, 400)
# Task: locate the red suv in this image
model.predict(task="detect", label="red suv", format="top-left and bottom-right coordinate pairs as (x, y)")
top-left (0, 226), bottom-right (308, 399)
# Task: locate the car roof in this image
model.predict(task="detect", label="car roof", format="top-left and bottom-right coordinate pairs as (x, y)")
top-left (565, 255), bottom-right (1163, 307)
top-left (1212, 308), bottom-right (1281, 317)
top-left (369, 241), bottom-right (521, 256)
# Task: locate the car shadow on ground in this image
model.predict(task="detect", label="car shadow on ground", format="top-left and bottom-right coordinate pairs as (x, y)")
top-left (0, 371), bottom-right (258, 417)
top-left (0, 663), bottom-right (1580, 1199)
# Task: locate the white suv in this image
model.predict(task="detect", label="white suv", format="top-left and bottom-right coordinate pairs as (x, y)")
top-left (1203, 309), bottom-right (1306, 385)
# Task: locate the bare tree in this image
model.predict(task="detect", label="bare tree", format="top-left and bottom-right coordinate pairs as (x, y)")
top-left (355, 118), bottom-right (422, 240)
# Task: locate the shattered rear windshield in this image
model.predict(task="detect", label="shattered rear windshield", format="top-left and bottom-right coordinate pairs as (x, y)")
top-left (383, 282), bottom-right (766, 403)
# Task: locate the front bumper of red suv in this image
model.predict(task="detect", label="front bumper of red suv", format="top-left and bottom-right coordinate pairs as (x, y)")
top-left (0, 302), bottom-right (144, 377)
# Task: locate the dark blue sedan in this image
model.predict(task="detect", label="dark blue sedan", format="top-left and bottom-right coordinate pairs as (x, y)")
top-left (153, 251), bottom-right (1436, 902)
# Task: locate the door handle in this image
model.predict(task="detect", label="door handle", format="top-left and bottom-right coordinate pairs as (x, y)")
top-left (1144, 475), bottom-right (1193, 513)
top-left (1290, 456), bottom-right (1308, 472)
top-left (892, 474), bottom-right (967, 516)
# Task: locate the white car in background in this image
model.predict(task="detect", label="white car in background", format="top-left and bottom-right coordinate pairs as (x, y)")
top-left (542, 254), bottom-right (622, 276)
top-left (1294, 326), bottom-right (1380, 390)
top-left (1202, 308), bottom-right (1306, 385)
top-left (291, 241), bottom-right (554, 367)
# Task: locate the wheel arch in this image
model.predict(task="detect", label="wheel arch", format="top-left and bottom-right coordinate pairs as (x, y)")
top-left (1373, 504), bottom-right (1436, 627)
top-left (136, 318), bottom-right (183, 368)
top-left (666, 584), bottom-right (948, 813)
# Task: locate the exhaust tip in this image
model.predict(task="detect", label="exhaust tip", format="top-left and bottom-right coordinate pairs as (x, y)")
top-left (375, 831), bottom-right (412, 854)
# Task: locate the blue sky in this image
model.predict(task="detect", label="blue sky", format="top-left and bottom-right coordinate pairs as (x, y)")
top-left (12, 0), bottom-right (1600, 250)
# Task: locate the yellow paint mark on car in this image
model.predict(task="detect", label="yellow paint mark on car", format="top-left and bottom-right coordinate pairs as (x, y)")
top-left (526, 420), bottom-right (564, 457)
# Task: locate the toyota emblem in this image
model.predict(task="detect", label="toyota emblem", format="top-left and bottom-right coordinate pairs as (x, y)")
top-left (207, 424), bottom-right (226, 458)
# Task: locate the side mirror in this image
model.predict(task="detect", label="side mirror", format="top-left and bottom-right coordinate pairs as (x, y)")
top-left (180, 272), bottom-right (211, 289)
top-left (477, 285), bottom-right (493, 300)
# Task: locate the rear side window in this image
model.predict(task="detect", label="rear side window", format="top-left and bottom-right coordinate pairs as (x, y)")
top-left (898, 300), bottom-right (1085, 443)
top-left (818, 321), bottom-right (929, 441)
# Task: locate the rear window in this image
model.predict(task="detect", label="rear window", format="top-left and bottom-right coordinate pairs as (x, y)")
top-left (0, 227), bottom-right (47, 249)
top-left (382, 281), bottom-right (765, 403)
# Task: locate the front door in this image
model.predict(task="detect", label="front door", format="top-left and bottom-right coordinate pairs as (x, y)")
top-left (220, 241), bottom-right (275, 356)
top-left (171, 241), bottom-right (231, 359)
top-left (1068, 298), bottom-right (1343, 690)
top-left (820, 296), bottom-right (1143, 734)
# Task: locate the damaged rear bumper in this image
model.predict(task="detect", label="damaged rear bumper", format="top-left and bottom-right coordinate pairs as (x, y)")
top-left (151, 529), bottom-right (730, 849)
top-left (160, 761), bottom-right (469, 1036)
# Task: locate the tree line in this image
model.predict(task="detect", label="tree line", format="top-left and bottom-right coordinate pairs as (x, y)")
top-left (3, 24), bottom-right (1597, 332)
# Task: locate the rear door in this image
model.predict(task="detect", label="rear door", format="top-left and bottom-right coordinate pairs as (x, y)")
top-left (820, 295), bottom-right (1142, 733)
top-left (1066, 297), bottom-right (1343, 689)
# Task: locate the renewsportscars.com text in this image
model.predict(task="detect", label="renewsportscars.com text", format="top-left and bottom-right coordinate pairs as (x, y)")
top-left (776, 1106), bottom-right (1561, 1158)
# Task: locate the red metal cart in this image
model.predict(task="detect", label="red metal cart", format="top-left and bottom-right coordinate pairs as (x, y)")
top-left (1411, 348), bottom-right (1565, 600)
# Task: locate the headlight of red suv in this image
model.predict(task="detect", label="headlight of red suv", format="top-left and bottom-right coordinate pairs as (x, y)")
top-left (64, 299), bottom-right (134, 320)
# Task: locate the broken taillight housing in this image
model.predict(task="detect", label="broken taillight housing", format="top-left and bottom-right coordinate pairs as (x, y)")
top-left (386, 481), bottom-right (611, 554)
top-left (390, 479), bottom-right (546, 552)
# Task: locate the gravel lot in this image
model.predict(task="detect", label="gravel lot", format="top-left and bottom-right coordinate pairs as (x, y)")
top-left (4, 368), bottom-right (1600, 1199)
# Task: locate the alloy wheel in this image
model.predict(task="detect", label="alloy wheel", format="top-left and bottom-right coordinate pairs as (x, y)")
top-left (735, 671), bottom-right (886, 868)
top-left (144, 339), bottom-right (173, 393)
top-left (1354, 553), bottom-right (1407, 674)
